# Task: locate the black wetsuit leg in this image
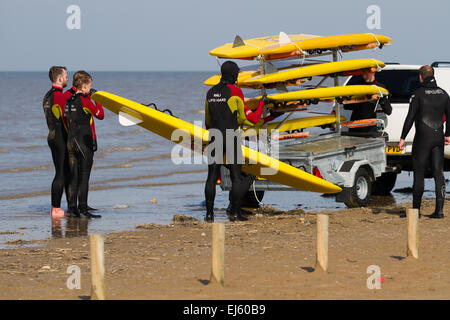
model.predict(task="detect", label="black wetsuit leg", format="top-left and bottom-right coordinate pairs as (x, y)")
top-left (205, 163), bottom-right (221, 214)
top-left (226, 164), bottom-right (255, 215)
top-left (430, 143), bottom-right (446, 212)
top-left (67, 146), bottom-right (93, 212)
top-left (77, 148), bottom-right (94, 211)
top-left (412, 128), bottom-right (445, 211)
top-left (67, 148), bottom-right (80, 212)
top-left (48, 133), bottom-right (68, 208)
top-left (412, 143), bottom-right (427, 210)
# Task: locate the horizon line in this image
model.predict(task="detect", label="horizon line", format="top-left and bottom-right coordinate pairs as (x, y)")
top-left (0, 70), bottom-right (217, 73)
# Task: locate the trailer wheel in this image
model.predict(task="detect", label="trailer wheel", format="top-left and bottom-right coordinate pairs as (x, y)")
top-left (345, 168), bottom-right (372, 208)
top-left (372, 172), bottom-right (397, 195)
top-left (242, 191), bottom-right (265, 208)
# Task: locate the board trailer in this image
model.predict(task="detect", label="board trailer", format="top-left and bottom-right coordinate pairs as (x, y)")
top-left (219, 132), bottom-right (389, 208)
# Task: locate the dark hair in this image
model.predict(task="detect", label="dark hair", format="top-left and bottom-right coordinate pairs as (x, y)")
top-left (73, 70), bottom-right (92, 90)
top-left (419, 65), bottom-right (434, 79)
top-left (48, 66), bottom-right (67, 82)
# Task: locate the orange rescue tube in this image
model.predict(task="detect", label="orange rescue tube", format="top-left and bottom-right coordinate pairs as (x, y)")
top-left (340, 118), bottom-right (378, 129)
top-left (272, 131), bottom-right (310, 141)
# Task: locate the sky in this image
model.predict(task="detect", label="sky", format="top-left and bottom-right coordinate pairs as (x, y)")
top-left (1, 0), bottom-right (449, 71)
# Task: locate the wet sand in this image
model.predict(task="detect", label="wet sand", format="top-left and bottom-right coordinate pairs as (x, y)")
top-left (0, 198), bottom-right (449, 300)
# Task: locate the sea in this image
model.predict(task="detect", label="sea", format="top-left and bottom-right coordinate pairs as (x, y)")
top-left (0, 71), bottom-right (441, 247)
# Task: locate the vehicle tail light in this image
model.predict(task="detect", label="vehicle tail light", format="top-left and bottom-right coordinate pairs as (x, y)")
top-left (313, 166), bottom-right (324, 179)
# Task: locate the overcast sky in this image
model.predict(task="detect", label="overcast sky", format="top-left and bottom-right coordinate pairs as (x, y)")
top-left (1, 0), bottom-right (449, 71)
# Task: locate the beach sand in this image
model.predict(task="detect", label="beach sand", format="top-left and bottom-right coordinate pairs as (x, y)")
top-left (0, 198), bottom-right (449, 300)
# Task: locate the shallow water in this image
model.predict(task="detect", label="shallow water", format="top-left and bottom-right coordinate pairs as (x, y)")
top-left (0, 72), bottom-right (445, 248)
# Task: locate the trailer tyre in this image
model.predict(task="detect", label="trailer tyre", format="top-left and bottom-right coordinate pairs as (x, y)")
top-left (242, 191), bottom-right (265, 208)
top-left (372, 172), bottom-right (397, 195)
top-left (345, 168), bottom-right (372, 208)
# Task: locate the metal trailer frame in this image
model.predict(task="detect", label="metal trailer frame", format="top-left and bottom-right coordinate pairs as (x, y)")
top-left (218, 48), bottom-right (390, 206)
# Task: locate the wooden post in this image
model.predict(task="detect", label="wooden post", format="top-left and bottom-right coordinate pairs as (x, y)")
top-left (316, 213), bottom-right (329, 272)
top-left (211, 223), bottom-right (225, 286)
top-left (90, 234), bottom-right (106, 300)
top-left (406, 209), bottom-right (419, 259)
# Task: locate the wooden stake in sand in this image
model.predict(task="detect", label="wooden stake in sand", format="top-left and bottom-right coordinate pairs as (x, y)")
top-left (90, 234), bottom-right (106, 300)
top-left (315, 213), bottom-right (329, 272)
top-left (406, 209), bottom-right (419, 259)
top-left (211, 223), bottom-right (225, 286)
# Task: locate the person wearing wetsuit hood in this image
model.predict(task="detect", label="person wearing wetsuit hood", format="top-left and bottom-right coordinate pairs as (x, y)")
top-left (43, 66), bottom-right (71, 218)
top-left (204, 61), bottom-right (279, 222)
top-left (343, 69), bottom-right (392, 134)
top-left (65, 71), bottom-right (104, 218)
top-left (399, 65), bottom-right (450, 219)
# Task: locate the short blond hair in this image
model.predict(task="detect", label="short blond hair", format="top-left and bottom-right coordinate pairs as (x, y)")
top-left (73, 70), bottom-right (92, 90)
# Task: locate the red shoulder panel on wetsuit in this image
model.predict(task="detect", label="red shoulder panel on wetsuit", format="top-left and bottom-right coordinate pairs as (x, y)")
top-left (226, 84), bottom-right (264, 124)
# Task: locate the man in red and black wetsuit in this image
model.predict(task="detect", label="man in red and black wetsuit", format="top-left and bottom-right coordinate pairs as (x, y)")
top-left (65, 71), bottom-right (104, 218)
top-left (204, 61), bottom-right (280, 222)
top-left (43, 66), bottom-right (71, 218)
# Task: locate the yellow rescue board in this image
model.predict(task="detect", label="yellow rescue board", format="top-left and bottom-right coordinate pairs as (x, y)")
top-left (92, 91), bottom-right (342, 194)
top-left (209, 34), bottom-right (319, 60)
top-left (242, 115), bottom-right (346, 137)
top-left (243, 59), bottom-right (385, 86)
top-left (210, 34), bottom-right (391, 60)
top-left (266, 85), bottom-right (389, 102)
top-left (259, 34), bottom-right (392, 56)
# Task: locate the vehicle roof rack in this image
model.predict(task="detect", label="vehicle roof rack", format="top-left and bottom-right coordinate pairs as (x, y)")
top-left (431, 61), bottom-right (450, 67)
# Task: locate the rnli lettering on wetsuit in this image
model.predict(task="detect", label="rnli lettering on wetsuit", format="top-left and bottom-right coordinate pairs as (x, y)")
top-left (400, 76), bottom-right (450, 210)
top-left (205, 83), bottom-right (264, 134)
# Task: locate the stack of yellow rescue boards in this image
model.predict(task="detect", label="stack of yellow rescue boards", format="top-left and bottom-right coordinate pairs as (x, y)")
top-left (91, 32), bottom-right (392, 194)
top-left (205, 32), bottom-right (392, 135)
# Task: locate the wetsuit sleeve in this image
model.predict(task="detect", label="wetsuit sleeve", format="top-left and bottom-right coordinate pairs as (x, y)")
top-left (343, 104), bottom-right (355, 111)
top-left (205, 99), bottom-right (211, 129)
top-left (378, 84), bottom-right (392, 115)
top-left (445, 95), bottom-right (450, 137)
top-left (400, 93), bottom-right (419, 140)
top-left (84, 95), bottom-right (104, 120)
top-left (228, 85), bottom-right (263, 124)
top-left (380, 96), bottom-right (392, 115)
top-left (244, 101), bottom-right (264, 124)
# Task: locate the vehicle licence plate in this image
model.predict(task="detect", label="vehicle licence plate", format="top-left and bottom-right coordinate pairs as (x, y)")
top-left (386, 145), bottom-right (403, 154)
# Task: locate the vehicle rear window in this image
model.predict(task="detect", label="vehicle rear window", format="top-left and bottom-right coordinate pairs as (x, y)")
top-left (347, 70), bottom-right (421, 103)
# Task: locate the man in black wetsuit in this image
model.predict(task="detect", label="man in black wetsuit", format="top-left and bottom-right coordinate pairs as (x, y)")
top-left (65, 71), bottom-right (104, 218)
top-left (343, 69), bottom-right (392, 134)
top-left (204, 61), bottom-right (275, 222)
top-left (399, 65), bottom-right (450, 219)
top-left (43, 66), bottom-right (70, 218)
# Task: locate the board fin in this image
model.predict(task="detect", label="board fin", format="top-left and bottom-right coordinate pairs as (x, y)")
top-left (232, 35), bottom-right (245, 48)
top-left (265, 62), bottom-right (278, 74)
top-left (118, 111), bottom-right (143, 126)
top-left (276, 83), bottom-right (288, 92)
top-left (278, 32), bottom-right (292, 45)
